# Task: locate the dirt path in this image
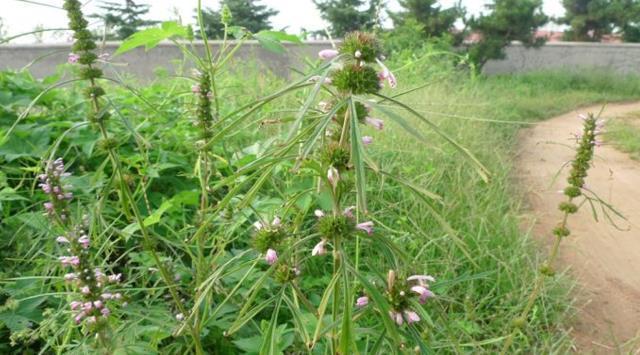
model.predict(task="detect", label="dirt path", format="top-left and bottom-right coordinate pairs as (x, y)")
top-left (516, 102), bottom-right (640, 353)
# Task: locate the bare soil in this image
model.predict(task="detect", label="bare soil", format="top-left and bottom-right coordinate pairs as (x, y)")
top-left (516, 102), bottom-right (640, 353)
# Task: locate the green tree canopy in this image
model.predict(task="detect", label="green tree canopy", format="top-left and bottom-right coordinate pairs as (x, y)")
top-left (388, 0), bottom-right (463, 40)
top-left (559, 0), bottom-right (640, 42)
top-left (195, 0), bottom-right (278, 39)
top-left (313, 0), bottom-right (382, 38)
top-left (467, 0), bottom-right (548, 70)
top-left (91, 0), bottom-right (158, 40)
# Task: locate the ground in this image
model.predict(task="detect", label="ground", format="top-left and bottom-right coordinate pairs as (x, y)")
top-left (517, 102), bottom-right (640, 353)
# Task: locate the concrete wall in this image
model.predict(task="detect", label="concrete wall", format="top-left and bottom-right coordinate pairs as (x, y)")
top-left (483, 41), bottom-right (640, 75)
top-left (0, 41), bottom-right (334, 80)
top-left (3, 41), bottom-right (640, 79)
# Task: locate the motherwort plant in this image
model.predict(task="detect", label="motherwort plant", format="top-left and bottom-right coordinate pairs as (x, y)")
top-left (500, 113), bottom-right (604, 353)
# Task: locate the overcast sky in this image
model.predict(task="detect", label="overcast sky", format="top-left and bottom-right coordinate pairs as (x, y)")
top-left (2, 0), bottom-right (566, 43)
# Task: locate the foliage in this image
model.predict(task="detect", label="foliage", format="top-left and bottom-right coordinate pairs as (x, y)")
top-left (388, 0), bottom-right (463, 42)
top-left (466, 0), bottom-right (548, 70)
top-left (313, 0), bottom-right (382, 38)
top-left (606, 112), bottom-right (640, 159)
top-left (194, 0), bottom-right (278, 39)
top-left (90, 0), bottom-right (158, 40)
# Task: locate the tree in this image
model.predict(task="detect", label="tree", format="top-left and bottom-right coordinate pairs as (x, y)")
top-left (467, 0), bottom-right (548, 70)
top-left (313, 0), bottom-right (382, 38)
top-left (388, 0), bottom-right (463, 40)
top-left (559, 0), bottom-right (640, 42)
top-left (91, 0), bottom-right (158, 40)
top-left (195, 0), bottom-right (278, 39)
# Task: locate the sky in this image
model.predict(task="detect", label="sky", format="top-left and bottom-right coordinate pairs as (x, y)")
top-left (1, 0), bottom-right (567, 43)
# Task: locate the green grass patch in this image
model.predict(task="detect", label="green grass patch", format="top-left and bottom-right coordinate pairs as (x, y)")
top-left (606, 111), bottom-right (640, 159)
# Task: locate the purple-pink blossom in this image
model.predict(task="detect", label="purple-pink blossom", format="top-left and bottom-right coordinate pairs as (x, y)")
top-left (327, 166), bottom-right (340, 188)
top-left (410, 285), bottom-right (434, 304)
top-left (362, 136), bottom-right (373, 145)
top-left (59, 255), bottom-right (80, 266)
top-left (312, 239), bottom-right (327, 256)
top-left (356, 221), bottom-right (374, 235)
top-left (265, 248), bottom-right (278, 265)
top-left (404, 310), bottom-right (420, 324)
top-left (390, 311), bottom-right (404, 326)
top-left (365, 117), bottom-right (384, 130)
top-left (318, 49), bottom-right (339, 60)
top-left (68, 53), bottom-right (80, 64)
top-left (356, 296), bottom-right (369, 307)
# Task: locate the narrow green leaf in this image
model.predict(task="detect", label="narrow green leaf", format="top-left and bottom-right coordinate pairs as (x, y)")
top-left (349, 98), bottom-right (368, 213)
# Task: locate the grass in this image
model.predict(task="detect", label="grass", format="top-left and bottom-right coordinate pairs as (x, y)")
top-left (606, 111), bottom-right (640, 159)
top-left (364, 66), bottom-right (640, 352)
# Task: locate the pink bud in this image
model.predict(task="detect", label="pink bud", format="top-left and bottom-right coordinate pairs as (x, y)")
top-left (318, 49), bottom-right (339, 60)
top-left (362, 136), bottom-right (373, 145)
top-left (404, 310), bottom-right (420, 324)
top-left (327, 166), bottom-right (340, 188)
top-left (356, 296), bottom-right (369, 307)
top-left (356, 221), bottom-right (374, 235)
top-left (365, 117), bottom-right (384, 130)
top-left (312, 240), bottom-right (327, 256)
top-left (265, 248), bottom-right (278, 265)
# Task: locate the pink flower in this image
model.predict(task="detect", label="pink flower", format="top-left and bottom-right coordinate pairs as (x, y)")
top-left (362, 136), bottom-right (373, 145)
top-left (365, 117), bottom-right (384, 130)
top-left (314, 209), bottom-right (325, 218)
top-left (356, 221), bottom-right (374, 235)
top-left (59, 256), bottom-right (80, 266)
top-left (389, 311), bottom-right (403, 326)
top-left (101, 293), bottom-right (113, 300)
top-left (113, 293), bottom-right (122, 300)
top-left (86, 316), bottom-right (97, 324)
top-left (101, 308), bottom-right (110, 317)
top-left (343, 206), bottom-right (355, 218)
top-left (271, 216), bottom-right (282, 227)
top-left (265, 248), bottom-right (278, 265)
top-left (376, 58), bottom-right (398, 88)
top-left (411, 285), bottom-right (434, 304)
top-left (44, 202), bottom-right (54, 211)
top-left (356, 296), bottom-right (369, 307)
top-left (64, 273), bottom-right (77, 281)
top-left (191, 84), bottom-right (201, 94)
top-left (74, 312), bottom-right (85, 324)
top-left (78, 235), bottom-right (90, 248)
top-left (312, 240), bottom-right (327, 256)
top-left (327, 166), bottom-right (340, 188)
top-left (93, 300), bottom-right (103, 309)
top-left (68, 53), bottom-right (80, 64)
top-left (82, 302), bottom-right (93, 311)
top-left (80, 286), bottom-right (91, 295)
top-left (70, 301), bottom-right (82, 310)
top-left (404, 310), bottom-right (420, 324)
top-left (318, 49), bottom-right (339, 60)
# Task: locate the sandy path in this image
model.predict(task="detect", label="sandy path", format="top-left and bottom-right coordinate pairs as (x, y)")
top-left (516, 102), bottom-right (640, 353)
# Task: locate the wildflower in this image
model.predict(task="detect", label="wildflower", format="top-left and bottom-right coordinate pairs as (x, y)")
top-left (312, 239), bottom-right (327, 256)
top-left (356, 296), bottom-right (369, 307)
top-left (318, 49), bottom-right (339, 60)
top-left (376, 58), bottom-right (397, 88)
top-left (271, 216), bottom-right (282, 227)
top-left (93, 300), bottom-right (103, 309)
top-left (70, 301), bottom-right (82, 310)
top-left (74, 312), bottom-right (85, 324)
top-left (85, 316), bottom-right (97, 324)
top-left (68, 53), bottom-right (80, 64)
top-left (78, 235), bottom-right (90, 248)
top-left (253, 221), bottom-right (264, 230)
top-left (82, 302), bottom-right (93, 311)
top-left (101, 293), bottom-right (112, 300)
top-left (175, 313), bottom-right (185, 321)
top-left (362, 136), bottom-right (373, 145)
top-left (390, 311), bottom-right (404, 326)
top-left (410, 285), bottom-right (434, 304)
top-left (314, 209), bottom-right (325, 218)
top-left (265, 248), bottom-right (278, 265)
top-left (108, 273), bottom-right (121, 283)
top-left (343, 206), bottom-right (355, 218)
top-left (407, 274), bottom-right (436, 283)
top-left (356, 221), bottom-right (374, 235)
top-left (59, 256), bottom-right (80, 266)
top-left (80, 286), bottom-right (91, 294)
top-left (365, 117), bottom-right (384, 130)
top-left (100, 308), bottom-right (110, 317)
top-left (191, 84), bottom-right (201, 94)
top-left (404, 310), bottom-right (420, 324)
top-left (64, 273), bottom-right (77, 281)
top-left (355, 50), bottom-right (362, 58)
top-left (56, 236), bottom-right (70, 243)
top-left (327, 166), bottom-right (340, 188)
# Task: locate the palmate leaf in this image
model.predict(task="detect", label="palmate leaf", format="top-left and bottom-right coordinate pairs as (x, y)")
top-left (115, 21), bottom-right (189, 56)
